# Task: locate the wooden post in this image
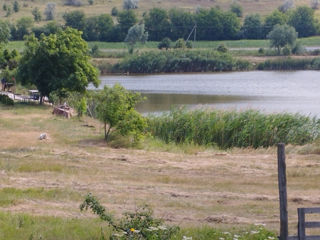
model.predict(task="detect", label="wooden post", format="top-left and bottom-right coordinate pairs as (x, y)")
top-left (298, 208), bottom-right (306, 240)
top-left (278, 143), bottom-right (288, 240)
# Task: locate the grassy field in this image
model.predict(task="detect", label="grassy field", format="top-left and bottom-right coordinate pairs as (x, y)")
top-left (0, 0), bottom-right (317, 24)
top-left (1, 103), bottom-right (320, 238)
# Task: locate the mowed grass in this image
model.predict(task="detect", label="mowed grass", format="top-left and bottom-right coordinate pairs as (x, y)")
top-left (1, 103), bottom-right (320, 235)
top-left (9, 35), bottom-right (320, 55)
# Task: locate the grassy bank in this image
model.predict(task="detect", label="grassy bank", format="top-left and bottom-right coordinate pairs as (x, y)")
top-left (148, 109), bottom-right (320, 148)
top-left (257, 57), bottom-right (320, 70)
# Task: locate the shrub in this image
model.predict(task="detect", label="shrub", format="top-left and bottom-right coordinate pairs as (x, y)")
top-left (13, 1), bottom-right (19, 13)
top-left (258, 48), bottom-right (265, 54)
top-left (77, 97), bottom-right (87, 117)
top-left (64, 0), bottom-right (83, 6)
top-left (174, 38), bottom-right (186, 49)
top-left (88, 0), bottom-right (94, 5)
top-left (282, 46), bottom-right (291, 56)
top-left (230, 3), bottom-right (243, 17)
top-left (0, 94), bottom-right (14, 105)
top-left (123, 0), bottom-right (138, 10)
top-left (111, 7), bottom-right (118, 16)
top-left (186, 41), bottom-right (193, 49)
top-left (32, 7), bottom-right (42, 22)
top-left (217, 44), bottom-right (228, 53)
top-left (44, 3), bottom-right (56, 20)
top-left (80, 194), bottom-right (179, 240)
top-left (158, 37), bottom-right (171, 50)
top-left (292, 42), bottom-right (305, 55)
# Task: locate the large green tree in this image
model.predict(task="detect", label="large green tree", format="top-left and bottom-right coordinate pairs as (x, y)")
top-left (144, 8), bottom-right (170, 41)
top-left (17, 28), bottom-right (99, 104)
top-left (263, 10), bottom-right (287, 37)
top-left (288, 6), bottom-right (318, 37)
top-left (63, 10), bottom-right (86, 32)
top-left (241, 14), bottom-right (263, 39)
top-left (168, 9), bottom-right (195, 40)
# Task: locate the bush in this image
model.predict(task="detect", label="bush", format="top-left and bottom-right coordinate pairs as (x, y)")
top-left (230, 3), bottom-right (243, 17)
top-left (158, 37), bottom-right (171, 50)
top-left (64, 0), bottom-right (83, 6)
top-left (174, 38), bottom-right (186, 49)
top-left (148, 108), bottom-right (320, 148)
top-left (292, 42), bottom-right (305, 55)
top-left (13, 1), bottom-right (19, 13)
top-left (114, 50), bottom-right (250, 74)
top-left (0, 94), bottom-right (14, 105)
top-left (32, 7), bottom-right (42, 22)
top-left (123, 0), bottom-right (138, 10)
top-left (217, 44), bottom-right (228, 53)
top-left (186, 41), bottom-right (193, 49)
top-left (282, 46), bottom-right (291, 56)
top-left (88, 0), bottom-right (94, 5)
top-left (258, 48), bottom-right (265, 54)
top-left (44, 3), bottom-right (56, 20)
top-left (257, 58), bottom-right (314, 70)
top-left (111, 7), bottom-right (118, 16)
top-left (80, 194), bottom-right (179, 240)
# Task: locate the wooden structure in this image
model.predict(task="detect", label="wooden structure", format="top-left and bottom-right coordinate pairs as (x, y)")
top-left (277, 144), bottom-right (320, 240)
top-left (52, 104), bottom-right (74, 118)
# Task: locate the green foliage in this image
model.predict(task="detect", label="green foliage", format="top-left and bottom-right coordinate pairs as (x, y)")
top-left (257, 57), bottom-right (320, 70)
top-left (168, 9), bottom-right (195, 41)
top-left (0, 21), bottom-right (10, 44)
top-left (5, 6), bottom-right (12, 17)
top-left (258, 47), bottom-right (265, 54)
top-left (144, 8), bottom-right (170, 41)
top-left (95, 84), bottom-right (146, 142)
top-left (111, 7), bottom-right (118, 16)
top-left (217, 43), bottom-right (228, 52)
top-left (282, 45), bottom-right (291, 55)
top-left (186, 41), bottom-right (192, 48)
top-left (124, 24), bottom-right (148, 54)
top-left (44, 2), bottom-right (56, 21)
top-left (77, 97), bottom-right (87, 117)
top-left (291, 41), bottom-right (305, 54)
top-left (116, 10), bottom-right (138, 41)
top-left (288, 6), bottom-right (318, 37)
top-left (114, 50), bottom-right (250, 74)
top-left (80, 193), bottom-right (179, 240)
top-left (263, 10), bottom-right (287, 37)
top-left (278, 0), bottom-right (294, 13)
top-left (2, 4), bottom-right (7, 11)
top-left (267, 24), bottom-right (297, 54)
top-left (90, 44), bottom-right (100, 57)
top-left (230, 3), bottom-right (243, 17)
top-left (84, 14), bottom-right (114, 41)
top-left (0, 94), bottom-right (14, 105)
top-left (32, 7), bottom-right (42, 22)
top-left (158, 37), bottom-right (171, 50)
top-left (13, 1), bottom-right (19, 13)
top-left (123, 0), bottom-right (138, 10)
top-left (148, 108), bottom-right (320, 149)
top-left (174, 38), bottom-right (186, 49)
top-left (17, 28), bottom-right (99, 104)
top-left (14, 17), bottom-right (34, 40)
top-left (241, 14), bottom-right (263, 39)
top-left (63, 10), bottom-right (86, 31)
top-left (88, 0), bottom-right (94, 5)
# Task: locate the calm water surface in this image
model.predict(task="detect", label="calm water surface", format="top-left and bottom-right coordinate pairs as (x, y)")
top-left (96, 71), bottom-right (320, 115)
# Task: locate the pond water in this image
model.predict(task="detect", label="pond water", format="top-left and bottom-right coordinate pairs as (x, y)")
top-left (96, 71), bottom-right (320, 116)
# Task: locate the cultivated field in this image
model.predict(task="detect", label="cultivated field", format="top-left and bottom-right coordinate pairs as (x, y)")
top-left (1, 104), bottom-right (320, 237)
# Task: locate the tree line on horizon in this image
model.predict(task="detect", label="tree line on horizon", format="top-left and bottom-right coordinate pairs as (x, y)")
top-left (0, 4), bottom-right (319, 42)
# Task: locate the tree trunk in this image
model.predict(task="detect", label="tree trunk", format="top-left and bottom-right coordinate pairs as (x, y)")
top-left (104, 123), bottom-right (111, 142)
top-left (40, 95), bottom-right (43, 105)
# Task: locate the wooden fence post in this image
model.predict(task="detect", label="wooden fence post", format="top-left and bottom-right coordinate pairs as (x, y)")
top-left (298, 208), bottom-right (306, 240)
top-left (278, 143), bottom-right (288, 240)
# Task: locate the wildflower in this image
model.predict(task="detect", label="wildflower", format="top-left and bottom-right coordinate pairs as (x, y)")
top-left (223, 232), bottom-right (231, 235)
top-left (250, 231), bottom-right (259, 234)
top-left (182, 236), bottom-right (193, 240)
top-left (268, 237), bottom-right (275, 239)
top-left (130, 228), bottom-right (135, 232)
top-left (147, 226), bottom-right (159, 231)
top-left (158, 225), bottom-right (167, 230)
top-left (234, 234), bottom-right (239, 238)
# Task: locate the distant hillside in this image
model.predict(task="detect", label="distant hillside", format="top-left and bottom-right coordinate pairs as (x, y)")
top-left (0, 0), bottom-right (317, 25)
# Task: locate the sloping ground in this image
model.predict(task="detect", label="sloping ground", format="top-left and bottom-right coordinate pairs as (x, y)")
top-left (0, 105), bottom-right (320, 233)
top-left (0, 0), bottom-right (315, 23)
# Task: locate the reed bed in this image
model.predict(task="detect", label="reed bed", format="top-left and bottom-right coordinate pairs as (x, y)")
top-left (147, 109), bottom-right (320, 148)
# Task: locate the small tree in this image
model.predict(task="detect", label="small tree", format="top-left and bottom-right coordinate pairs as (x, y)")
top-left (13, 1), bottom-right (19, 13)
top-left (95, 84), bottom-right (146, 142)
top-left (278, 0), bottom-right (294, 13)
top-left (111, 7), bottom-right (118, 16)
top-left (123, 0), bottom-right (138, 10)
top-left (124, 24), bottom-right (148, 54)
top-left (230, 3), bottom-right (243, 17)
top-left (311, 0), bottom-right (319, 9)
top-left (158, 37), bottom-right (171, 50)
top-left (32, 7), bottom-right (42, 22)
top-left (174, 38), bottom-right (186, 49)
top-left (44, 2), bottom-right (56, 21)
top-left (267, 24), bottom-right (297, 54)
